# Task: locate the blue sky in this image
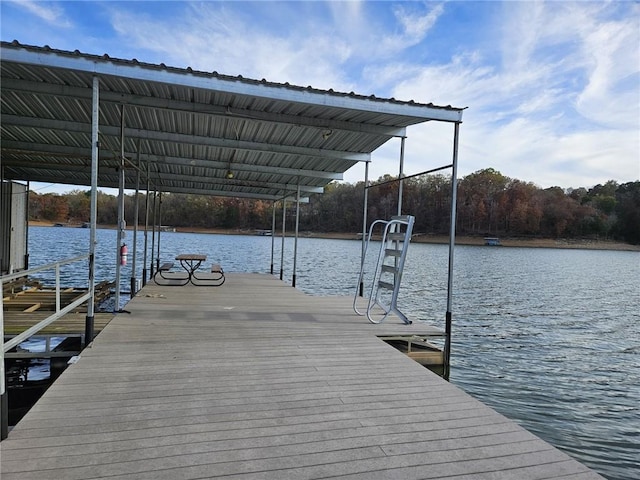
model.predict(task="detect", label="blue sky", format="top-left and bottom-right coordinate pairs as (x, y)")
top-left (2, 0), bottom-right (639, 193)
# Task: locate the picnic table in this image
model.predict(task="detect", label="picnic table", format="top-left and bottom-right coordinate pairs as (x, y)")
top-left (154, 254), bottom-right (224, 286)
top-left (175, 253), bottom-right (207, 282)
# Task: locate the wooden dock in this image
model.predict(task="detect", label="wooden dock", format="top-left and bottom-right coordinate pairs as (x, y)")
top-left (1, 273), bottom-right (603, 479)
top-left (2, 281), bottom-right (114, 314)
top-left (3, 312), bottom-right (114, 337)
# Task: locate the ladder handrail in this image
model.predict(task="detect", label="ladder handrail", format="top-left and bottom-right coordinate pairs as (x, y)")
top-left (353, 219), bottom-right (390, 316)
top-left (366, 219), bottom-right (402, 323)
top-left (354, 215), bottom-right (415, 324)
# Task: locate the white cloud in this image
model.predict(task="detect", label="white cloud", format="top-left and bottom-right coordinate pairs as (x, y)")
top-left (397, 3), bottom-right (442, 40)
top-left (107, 3), bottom-right (355, 91)
top-left (576, 12), bottom-right (640, 129)
top-left (380, 3), bottom-right (444, 53)
top-left (105, 1), bottom-right (452, 93)
top-left (9, 0), bottom-right (72, 28)
top-left (497, 2), bottom-right (640, 129)
top-left (365, 1), bottom-right (639, 189)
top-left (20, 0), bottom-right (632, 189)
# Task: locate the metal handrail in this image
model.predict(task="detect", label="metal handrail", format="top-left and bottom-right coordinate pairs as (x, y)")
top-left (3, 293), bottom-right (90, 353)
top-left (1, 254), bottom-right (92, 439)
top-left (2, 254), bottom-right (91, 352)
top-left (1, 254), bottom-right (89, 284)
top-left (353, 218), bottom-right (390, 316)
top-left (354, 216), bottom-right (414, 324)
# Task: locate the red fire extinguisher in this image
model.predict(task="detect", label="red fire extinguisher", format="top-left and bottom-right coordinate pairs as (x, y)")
top-left (120, 243), bottom-right (128, 266)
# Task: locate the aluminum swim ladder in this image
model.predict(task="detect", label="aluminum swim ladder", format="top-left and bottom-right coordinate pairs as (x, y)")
top-left (354, 215), bottom-right (415, 324)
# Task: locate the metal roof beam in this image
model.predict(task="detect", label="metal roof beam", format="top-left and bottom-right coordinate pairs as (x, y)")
top-left (153, 156), bottom-right (343, 181)
top-left (2, 141), bottom-right (345, 181)
top-left (1, 45), bottom-right (464, 122)
top-left (3, 115), bottom-right (371, 162)
top-left (2, 161), bottom-right (133, 182)
top-left (2, 78), bottom-right (407, 138)
top-left (3, 169), bottom-right (115, 189)
top-left (154, 172), bottom-right (324, 194)
top-left (2, 167), bottom-right (312, 201)
top-left (160, 186), bottom-right (310, 202)
top-left (2, 158), bottom-right (324, 194)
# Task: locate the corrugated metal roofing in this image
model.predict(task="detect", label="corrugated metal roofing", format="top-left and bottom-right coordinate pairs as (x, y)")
top-left (1, 41), bottom-right (464, 200)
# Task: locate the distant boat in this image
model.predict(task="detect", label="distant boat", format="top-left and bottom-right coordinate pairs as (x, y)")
top-left (255, 229), bottom-right (272, 236)
top-left (484, 237), bottom-right (501, 246)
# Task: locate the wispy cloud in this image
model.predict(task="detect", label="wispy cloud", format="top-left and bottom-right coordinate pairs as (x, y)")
top-left (381, 1), bottom-right (639, 187)
top-left (1, 0), bottom-right (637, 189)
top-left (575, 7), bottom-right (640, 129)
top-left (107, 2), bottom-right (354, 90)
top-left (384, 2), bottom-right (444, 51)
top-left (8, 0), bottom-right (72, 28)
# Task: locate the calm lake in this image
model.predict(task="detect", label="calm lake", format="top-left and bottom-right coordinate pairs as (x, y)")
top-left (23, 226), bottom-right (640, 480)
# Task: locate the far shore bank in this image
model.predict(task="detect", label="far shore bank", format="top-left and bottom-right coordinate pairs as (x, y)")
top-left (29, 221), bottom-right (640, 252)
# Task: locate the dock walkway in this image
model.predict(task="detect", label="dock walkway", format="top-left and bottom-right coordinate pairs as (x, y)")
top-left (1, 273), bottom-right (603, 479)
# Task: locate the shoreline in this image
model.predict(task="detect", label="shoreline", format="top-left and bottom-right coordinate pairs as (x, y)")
top-left (29, 221), bottom-right (640, 252)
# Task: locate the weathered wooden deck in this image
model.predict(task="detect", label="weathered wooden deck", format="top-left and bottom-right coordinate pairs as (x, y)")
top-left (2, 312), bottom-right (114, 337)
top-left (1, 273), bottom-right (603, 479)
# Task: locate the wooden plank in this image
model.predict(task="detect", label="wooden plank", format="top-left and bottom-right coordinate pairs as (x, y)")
top-left (0, 273), bottom-right (604, 480)
top-left (2, 282), bottom-right (113, 310)
top-left (22, 302), bottom-right (41, 313)
top-left (3, 312), bottom-right (115, 335)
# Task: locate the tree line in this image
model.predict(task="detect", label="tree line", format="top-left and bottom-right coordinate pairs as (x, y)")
top-left (28, 168), bottom-right (640, 244)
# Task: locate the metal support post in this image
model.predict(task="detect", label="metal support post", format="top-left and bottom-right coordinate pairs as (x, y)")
top-left (360, 161), bottom-right (369, 297)
top-left (270, 202), bottom-right (276, 275)
top-left (131, 150), bottom-right (140, 296)
top-left (150, 190), bottom-right (157, 279)
top-left (398, 136), bottom-right (405, 216)
top-left (292, 185), bottom-right (301, 287)
top-left (114, 104), bottom-right (126, 313)
top-left (393, 137), bottom-right (407, 281)
top-left (85, 75), bottom-right (99, 348)
top-left (142, 163), bottom-right (150, 286)
top-left (1, 294), bottom-right (7, 440)
top-left (24, 182), bottom-right (30, 269)
top-left (280, 199), bottom-right (286, 281)
top-left (444, 122), bottom-right (461, 381)
top-left (156, 192), bottom-right (162, 271)
top-left (0, 390), bottom-right (7, 440)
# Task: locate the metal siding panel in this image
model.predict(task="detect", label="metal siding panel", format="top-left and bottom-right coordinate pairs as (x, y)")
top-left (0, 182), bottom-right (11, 272)
top-left (10, 183), bottom-right (27, 271)
top-left (0, 182), bottom-right (27, 272)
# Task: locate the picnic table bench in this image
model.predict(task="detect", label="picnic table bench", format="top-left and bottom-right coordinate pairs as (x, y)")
top-left (153, 255), bottom-right (224, 286)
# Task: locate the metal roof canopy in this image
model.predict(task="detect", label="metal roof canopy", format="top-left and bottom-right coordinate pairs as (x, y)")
top-left (1, 41), bottom-right (464, 200)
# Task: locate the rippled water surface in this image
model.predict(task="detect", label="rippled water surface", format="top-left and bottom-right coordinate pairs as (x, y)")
top-left (27, 227), bottom-right (640, 479)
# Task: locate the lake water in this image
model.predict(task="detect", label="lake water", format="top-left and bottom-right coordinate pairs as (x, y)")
top-left (21, 226), bottom-right (640, 479)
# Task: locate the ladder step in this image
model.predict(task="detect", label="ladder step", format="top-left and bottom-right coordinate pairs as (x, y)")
top-left (387, 233), bottom-right (406, 241)
top-left (381, 264), bottom-right (398, 274)
top-left (385, 248), bottom-right (402, 257)
top-left (378, 280), bottom-right (395, 290)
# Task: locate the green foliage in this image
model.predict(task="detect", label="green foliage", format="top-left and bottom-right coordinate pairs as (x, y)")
top-left (27, 171), bottom-right (640, 245)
